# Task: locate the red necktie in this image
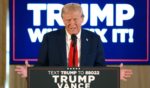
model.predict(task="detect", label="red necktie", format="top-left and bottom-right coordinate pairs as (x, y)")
top-left (68, 40), bottom-right (78, 67)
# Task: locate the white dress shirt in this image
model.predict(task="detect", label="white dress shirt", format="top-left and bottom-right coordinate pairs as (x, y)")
top-left (66, 30), bottom-right (81, 67)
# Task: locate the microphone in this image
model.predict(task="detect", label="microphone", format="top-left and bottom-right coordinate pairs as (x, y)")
top-left (71, 34), bottom-right (77, 47)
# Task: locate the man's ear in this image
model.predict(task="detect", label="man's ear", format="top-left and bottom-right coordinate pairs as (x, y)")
top-left (81, 17), bottom-right (84, 25)
top-left (62, 18), bottom-right (66, 26)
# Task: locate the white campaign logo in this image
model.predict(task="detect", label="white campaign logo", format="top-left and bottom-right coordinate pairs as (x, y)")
top-left (27, 3), bottom-right (135, 43)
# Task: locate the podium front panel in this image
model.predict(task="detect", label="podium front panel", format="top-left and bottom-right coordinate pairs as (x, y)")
top-left (28, 67), bottom-right (120, 88)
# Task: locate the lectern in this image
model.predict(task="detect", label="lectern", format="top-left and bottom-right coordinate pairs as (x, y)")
top-left (28, 67), bottom-right (120, 88)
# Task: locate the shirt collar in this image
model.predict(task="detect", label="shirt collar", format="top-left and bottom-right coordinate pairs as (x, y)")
top-left (66, 29), bottom-right (81, 41)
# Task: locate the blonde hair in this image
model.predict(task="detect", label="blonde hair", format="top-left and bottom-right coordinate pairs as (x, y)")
top-left (61, 3), bottom-right (84, 18)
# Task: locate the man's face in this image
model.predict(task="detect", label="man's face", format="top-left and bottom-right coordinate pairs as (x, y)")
top-left (62, 11), bottom-right (83, 35)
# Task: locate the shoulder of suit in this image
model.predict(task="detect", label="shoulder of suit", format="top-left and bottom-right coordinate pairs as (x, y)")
top-left (82, 29), bottom-right (99, 38)
top-left (44, 29), bottom-right (65, 37)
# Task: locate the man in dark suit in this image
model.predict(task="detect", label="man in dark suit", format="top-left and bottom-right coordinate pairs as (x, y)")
top-left (15, 3), bottom-right (132, 81)
top-left (37, 29), bottom-right (105, 67)
top-left (36, 3), bottom-right (105, 67)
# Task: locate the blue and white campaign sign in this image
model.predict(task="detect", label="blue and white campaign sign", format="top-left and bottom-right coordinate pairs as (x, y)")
top-left (9, 0), bottom-right (149, 64)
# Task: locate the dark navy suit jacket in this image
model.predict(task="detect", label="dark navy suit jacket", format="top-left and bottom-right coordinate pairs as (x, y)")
top-left (37, 29), bottom-right (105, 67)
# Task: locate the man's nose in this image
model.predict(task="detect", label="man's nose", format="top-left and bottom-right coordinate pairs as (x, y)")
top-left (70, 19), bottom-right (76, 24)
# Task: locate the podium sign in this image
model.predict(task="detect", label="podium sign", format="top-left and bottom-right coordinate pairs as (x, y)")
top-left (28, 67), bottom-right (120, 88)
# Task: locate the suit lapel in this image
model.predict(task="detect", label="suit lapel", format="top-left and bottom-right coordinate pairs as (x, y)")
top-left (80, 30), bottom-right (89, 66)
top-left (57, 29), bottom-right (67, 66)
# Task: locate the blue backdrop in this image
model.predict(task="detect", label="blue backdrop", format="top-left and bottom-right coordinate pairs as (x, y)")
top-left (9, 0), bottom-right (150, 64)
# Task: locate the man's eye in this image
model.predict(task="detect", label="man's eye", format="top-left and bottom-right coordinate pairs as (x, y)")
top-left (74, 19), bottom-right (77, 21)
top-left (66, 19), bottom-right (70, 22)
